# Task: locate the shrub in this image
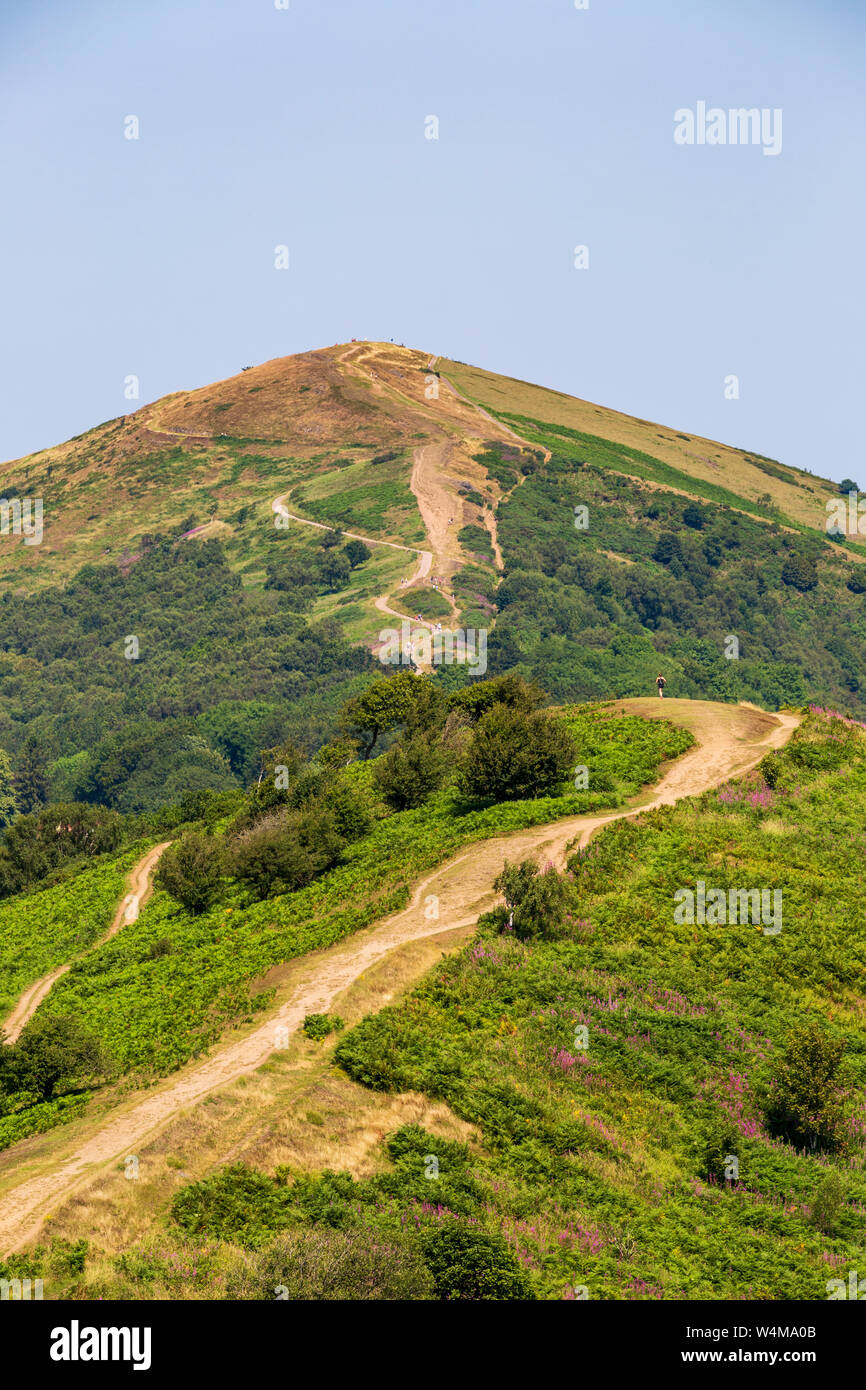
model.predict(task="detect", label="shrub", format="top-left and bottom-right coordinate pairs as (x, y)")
top-left (155, 832), bottom-right (225, 914)
top-left (372, 734), bottom-right (448, 810)
top-left (147, 937), bottom-right (174, 960)
top-left (419, 1222), bottom-right (534, 1300)
top-left (302, 1013), bottom-right (345, 1042)
top-left (228, 1227), bottom-right (434, 1301)
top-left (759, 753), bottom-right (782, 788)
top-left (458, 707), bottom-right (576, 801)
top-left (171, 1164), bottom-right (292, 1246)
top-left (809, 1172), bottom-right (846, 1234)
top-left (652, 533), bottom-right (682, 564)
top-left (3, 1014), bottom-right (108, 1102)
top-left (231, 808), bottom-right (344, 899)
top-left (781, 554), bottom-right (818, 592)
top-left (693, 1111), bottom-right (741, 1184)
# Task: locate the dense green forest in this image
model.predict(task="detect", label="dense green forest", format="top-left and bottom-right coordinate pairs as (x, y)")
top-left (0, 526), bottom-right (375, 814)
top-left (468, 424), bottom-right (866, 713)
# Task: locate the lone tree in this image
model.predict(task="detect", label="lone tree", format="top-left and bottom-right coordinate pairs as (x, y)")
top-left (155, 832), bottom-right (226, 914)
top-left (343, 539), bottom-right (371, 568)
top-left (493, 858), bottom-right (576, 940)
top-left (764, 1022), bottom-right (850, 1153)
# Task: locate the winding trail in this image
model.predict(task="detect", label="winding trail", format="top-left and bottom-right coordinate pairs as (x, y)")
top-left (1, 842), bottom-right (171, 1046)
top-left (270, 492), bottom-right (440, 667)
top-left (0, 700), bottom-right (797, 1254)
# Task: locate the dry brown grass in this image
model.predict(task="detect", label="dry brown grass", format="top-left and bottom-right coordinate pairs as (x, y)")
top-left (441, 358), bottom-right (838, 533)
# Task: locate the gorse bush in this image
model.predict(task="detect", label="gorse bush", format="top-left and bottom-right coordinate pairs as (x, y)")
top-left (302, 1013), bottom-right (344, 1041)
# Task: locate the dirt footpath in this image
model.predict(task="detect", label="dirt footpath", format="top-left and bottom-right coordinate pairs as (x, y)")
top-left (0, 700), bottom-right (797, 1254)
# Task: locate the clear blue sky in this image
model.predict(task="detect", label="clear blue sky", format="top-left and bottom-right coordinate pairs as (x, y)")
top-left (1, 0), bottom-right (863, 480)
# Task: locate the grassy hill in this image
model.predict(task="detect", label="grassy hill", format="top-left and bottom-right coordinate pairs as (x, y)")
top-left (0, 339), bottom-right (865, 809)
top-left (0, 320), bottom-right (863, 1297)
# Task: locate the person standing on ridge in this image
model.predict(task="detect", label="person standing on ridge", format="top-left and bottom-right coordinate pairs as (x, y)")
top-left (656, 672), bottom-right (667, 699)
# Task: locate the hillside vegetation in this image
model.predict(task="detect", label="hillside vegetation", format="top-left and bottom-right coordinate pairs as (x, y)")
top-left (6, 707), bottom-right (864, 1300)
top-left (0, 677), bottom-right (689, 1151)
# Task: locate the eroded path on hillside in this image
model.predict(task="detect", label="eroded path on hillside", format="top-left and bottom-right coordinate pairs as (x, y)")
top-left (1, 842), bottom-right (171, 1046)
top-left (0, 700), bottom-right (798, 1254)
top-left (269, 491), bottom-right (443, 667)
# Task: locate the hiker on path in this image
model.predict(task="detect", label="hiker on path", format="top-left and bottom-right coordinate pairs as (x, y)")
top-left (656, 673), bottom-right (666, 699)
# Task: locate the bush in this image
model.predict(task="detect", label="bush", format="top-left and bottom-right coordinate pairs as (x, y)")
top-left (759, 753), bottom-right (782, 788)
top-left (372, 734), bottom-right (448, 810)
top-left (652, 533), bottom-right (682, 564)
top-left (147, 937), bottom-right (174, 960)
top-left (781, 554), bottom-right (818, 592)
top-left (809, 1172), bottom-right (846, 1234)
top-left (419, 1222), bottom-right (534, 1300)
top-left (231, 808), bottom-right (344, 900)
top-left (3, 1014), bottom-right (108, 1102)
top-left (302, 1013), bottom-right (345, 1041)
top-left (155, 832), bottom-right (225, 914)
top-left (693, 1111), bottom-right (741, 1184)
top-left (343, 539), bottom-right (371, 568)
top-left (227, 1227), bottom-right (434, 1301)
top-left (171, 1164), bottom-right (292, 1247)
top-left (458, 707), bottom-right (576, 801)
